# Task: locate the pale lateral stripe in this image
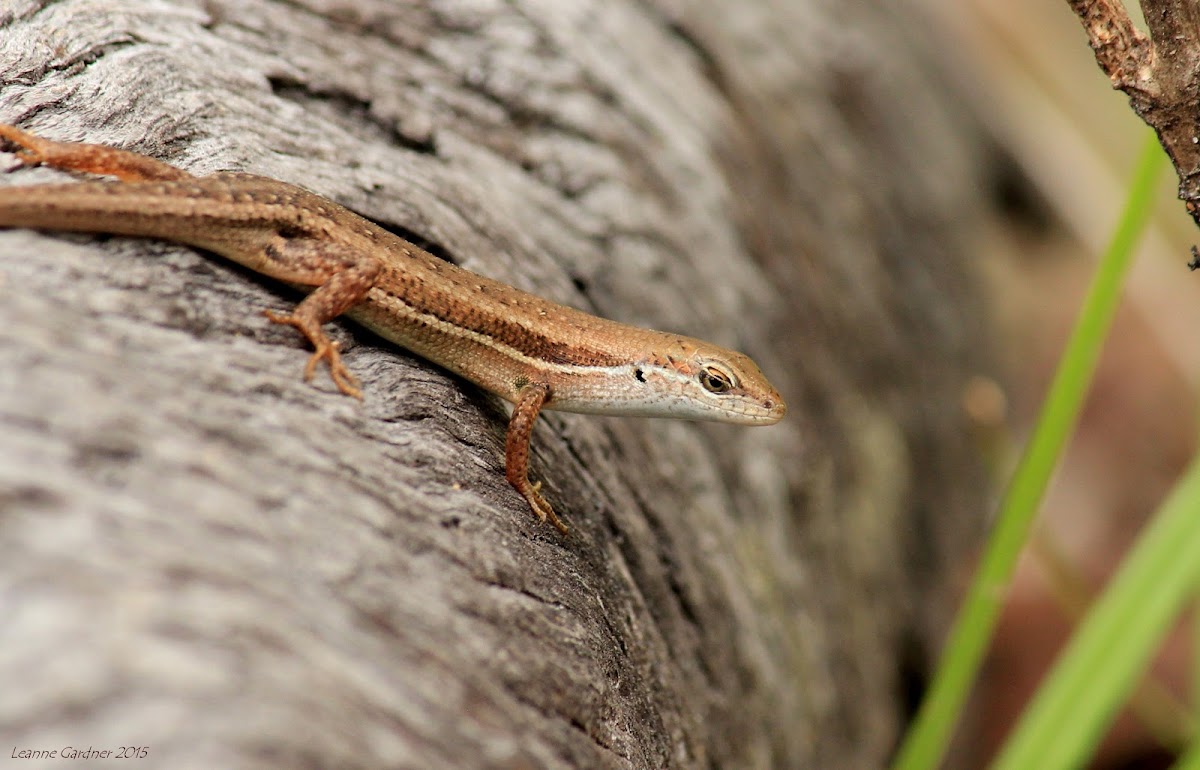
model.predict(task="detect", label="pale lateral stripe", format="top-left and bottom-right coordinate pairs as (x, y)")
top-left (366, 287), bottom-right (634, 378)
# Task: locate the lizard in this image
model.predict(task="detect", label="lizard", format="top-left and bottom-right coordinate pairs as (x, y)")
top-left (0, 123), bottom-right (786, 533)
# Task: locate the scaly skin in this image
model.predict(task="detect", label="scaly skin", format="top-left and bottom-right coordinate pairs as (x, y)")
top-left (0, 123), bottom-right (786, 532)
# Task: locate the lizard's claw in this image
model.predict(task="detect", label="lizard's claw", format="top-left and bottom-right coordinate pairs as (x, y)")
top-left (523, 480), bottom-right (567, 534)
top-left (264, 309), bottom-right (363, 400)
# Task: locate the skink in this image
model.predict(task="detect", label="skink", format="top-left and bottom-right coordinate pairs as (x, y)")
top-left (0, 124), bottom-right (785, 532)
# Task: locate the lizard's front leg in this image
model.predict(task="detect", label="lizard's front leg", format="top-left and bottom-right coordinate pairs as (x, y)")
top-left (256, 238), bottom-right (383, 399)
top-left (505, 382), bottom-right (566, 533)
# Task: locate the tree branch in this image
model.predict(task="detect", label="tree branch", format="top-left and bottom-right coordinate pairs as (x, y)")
top-left (1067, 0), bottom-right (1200, 224)
top-left (1066, 0), bottom-right (1156, 97)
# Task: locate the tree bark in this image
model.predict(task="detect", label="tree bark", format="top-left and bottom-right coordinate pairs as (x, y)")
top-left (1065, 0), bottom-right (1200, 229)
top-left (0, 1), bottom-right (992, 768)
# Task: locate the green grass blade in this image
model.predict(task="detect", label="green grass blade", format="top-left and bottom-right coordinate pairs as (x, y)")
top-left (1174, 738), bottom-right (1200, 770)
top-left (1194, 588), bottom-right (1200, 727)
top-left (891, 131), bottom-right (1165, 770)
top-left (991, 455), bottom-right (1200, 768)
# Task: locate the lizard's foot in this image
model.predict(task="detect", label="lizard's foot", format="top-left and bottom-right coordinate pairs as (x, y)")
top-left (264, 309), bottom-right (363, 399)
top-left (517, 478), bottom-right (568, 534)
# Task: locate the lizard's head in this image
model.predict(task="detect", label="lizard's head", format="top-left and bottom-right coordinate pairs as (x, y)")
top-left (626, 337), bottom-right (787, 424)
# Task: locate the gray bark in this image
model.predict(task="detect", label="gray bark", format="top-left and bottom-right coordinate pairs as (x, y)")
top-left (0, 1), bottom-right (991, 768)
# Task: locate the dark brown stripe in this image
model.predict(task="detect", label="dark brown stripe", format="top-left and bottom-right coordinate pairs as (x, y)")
top-left (377, 264), bottom-right (627, 368)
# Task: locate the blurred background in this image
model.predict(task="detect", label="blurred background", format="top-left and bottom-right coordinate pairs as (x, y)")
top-left (923, 1), bottom-right (1197, 767)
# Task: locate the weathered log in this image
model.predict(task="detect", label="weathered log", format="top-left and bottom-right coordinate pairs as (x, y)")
top-left (0, 1), bottom-right (991, 767)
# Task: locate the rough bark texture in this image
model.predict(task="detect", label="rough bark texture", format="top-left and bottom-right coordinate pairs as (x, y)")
top-left (1066, 0), bottom-right (1200, 228)
top-left (0, 1), bottom-right (991, 768)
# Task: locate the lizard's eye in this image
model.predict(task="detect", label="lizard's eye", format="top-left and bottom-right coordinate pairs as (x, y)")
top-left (699, 366), bottom-right (735, 394)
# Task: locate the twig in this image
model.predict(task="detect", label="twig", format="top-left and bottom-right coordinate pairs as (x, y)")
top-left (1065, 0), bottom-right (1155, 98)
top-left (1066, 0), bottom-right (1200, 229)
